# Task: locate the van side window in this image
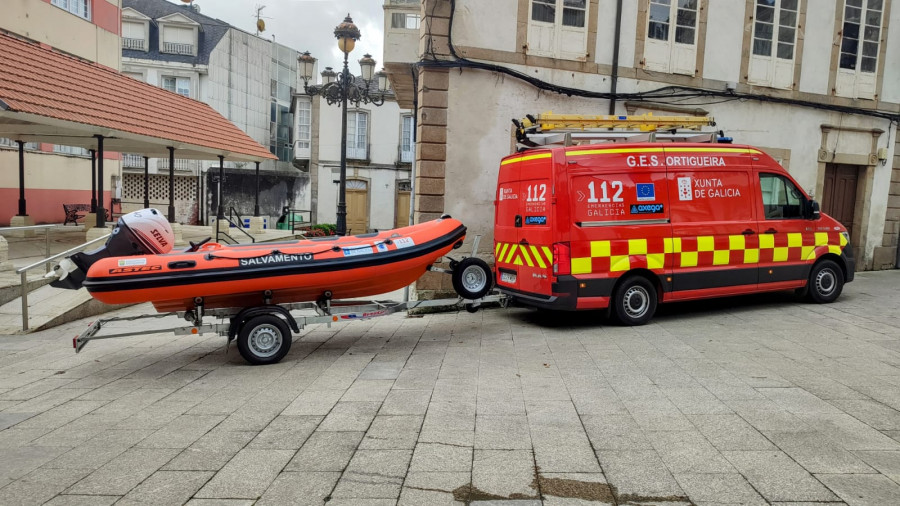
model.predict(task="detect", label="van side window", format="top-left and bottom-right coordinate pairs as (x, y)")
top-left (760, 174), bottom-right (804, 219)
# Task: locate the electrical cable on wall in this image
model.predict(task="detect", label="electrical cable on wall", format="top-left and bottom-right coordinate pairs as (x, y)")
top-left (418, 0), bottom-right (900, 125)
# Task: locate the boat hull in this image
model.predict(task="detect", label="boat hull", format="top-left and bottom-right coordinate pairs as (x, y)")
top-left (82, 218), bottom-right (466, 312)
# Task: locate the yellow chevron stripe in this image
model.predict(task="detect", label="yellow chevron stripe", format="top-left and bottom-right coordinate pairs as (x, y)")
top-left (530, 246), bottom-right (546, 268)
top-left (519, 246), bottom-right (534, 267)
top-left (542, 246), bottom-right (553, 266)
top-left (497, 243), bottom-right (509, 263)
top-left (505, 244), bottom-right (519, 264)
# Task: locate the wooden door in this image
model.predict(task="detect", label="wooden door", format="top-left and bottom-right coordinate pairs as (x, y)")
top-left (346, 188), bottom-right (368, 235)
top-left (822, 164), bottom-right (859, 238)
top-left (395, 191), bottom-right (410, 228)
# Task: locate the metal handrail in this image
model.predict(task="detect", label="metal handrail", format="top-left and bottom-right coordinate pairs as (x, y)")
top-left (225, 208), bottom-right (255, 243)
top-left (14, 233), bottom-right (110, 332)
top-left (0, 224), bottom-right (58, 275)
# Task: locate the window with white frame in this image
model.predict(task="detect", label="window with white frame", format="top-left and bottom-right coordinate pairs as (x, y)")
top-left (347, 111), bottom-right (368, 160)
top-left (51, 0), bottom-right (90, 20)
top-left (835, 0), bottom-right (883, 99)
top-left (644, 0), bottom-right (698, 75)
top-left (748, 0), bottom-right (798, 89)
top-left (295, 98), bottom-right (311, 156)
top-left (400, 115), bottom-right (414, 163)
top-left (122, 21), bottom-right (147, 51)
top-left (161, 25), bottom-right (196, 55)
top-left (527, 0), bottom-right (589, 60)
top-left (162, 77), bottom-right (191, 97)
top-left (391, 13), bottom-right (421, 30)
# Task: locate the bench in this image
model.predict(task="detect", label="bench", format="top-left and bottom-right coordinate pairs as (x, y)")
top-left (63, 204), bottom-right (91, 225)
top-left (63, 204), bottom-right (110, 226)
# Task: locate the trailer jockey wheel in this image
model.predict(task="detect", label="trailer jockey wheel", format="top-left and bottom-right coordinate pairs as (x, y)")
top-left (452, 257), bottom-right (493, 300)
top-left (612, 276), bottom-right (657, 326)
top-left (237, 315), bottom-right (292, 365)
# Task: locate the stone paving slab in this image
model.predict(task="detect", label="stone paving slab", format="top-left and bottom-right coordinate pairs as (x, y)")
top-left (0, 271), bottom-right (899, 504)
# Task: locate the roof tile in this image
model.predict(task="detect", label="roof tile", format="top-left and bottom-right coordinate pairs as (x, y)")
top-left (0, 33), bottom-right (276, 160)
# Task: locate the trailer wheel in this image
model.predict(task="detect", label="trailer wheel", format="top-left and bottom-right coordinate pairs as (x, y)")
top-left (237, 315), bottom-right (292, 365)
top-left (612, 276), bottom-right (657, 326)
top-left (807, 259), bottom-right (844, 304)
top-left (452, 257), bottom-right (492, 300)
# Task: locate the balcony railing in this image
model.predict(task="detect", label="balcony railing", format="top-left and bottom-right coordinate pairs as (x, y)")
top-left (157, 158), bottom-right (197, 171)
top-left (122, 37), bottom-right (145, 50)
top-left (122, 154), bottom-right (144, 168)
top-left (162, 42), bottom-right (194, 55)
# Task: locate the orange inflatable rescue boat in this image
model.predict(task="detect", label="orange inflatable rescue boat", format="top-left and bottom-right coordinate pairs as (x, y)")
top-left (52, 209), bottom-right (488, 313)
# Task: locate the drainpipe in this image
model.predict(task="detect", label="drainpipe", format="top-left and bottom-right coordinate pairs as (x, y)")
top-left (608, 0), bottom-right (623, 115)
top-left (403, 68), bottom-right (419, 303)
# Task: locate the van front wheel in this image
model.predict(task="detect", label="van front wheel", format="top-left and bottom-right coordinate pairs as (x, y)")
top-left (807, 259), bottom-right (844, 303)
top-left (612, 276), bottom-right (657, 326)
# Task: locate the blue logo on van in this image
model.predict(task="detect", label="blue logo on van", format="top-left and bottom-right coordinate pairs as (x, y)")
top-left (630, 204), bottom-right (664, 214)
top-left (524, 216), bottom-right (547, 225)
top-left (636, 183), bottom-right (655, 201)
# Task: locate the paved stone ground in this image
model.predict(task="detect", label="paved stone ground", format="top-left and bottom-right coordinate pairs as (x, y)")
top-left (1, 271), bottom-right (899, 505)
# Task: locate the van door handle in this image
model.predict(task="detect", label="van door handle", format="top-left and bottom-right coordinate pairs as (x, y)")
top-left (519, 239), bottom-right (529, 246)
top-left (742, 229), bottom-right (755, 235)
top-left (764, 228), bottom-right (778, 234)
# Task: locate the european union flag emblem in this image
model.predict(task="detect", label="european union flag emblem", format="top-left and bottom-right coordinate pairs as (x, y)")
top-left (636, 183), bottom-right (655, 201)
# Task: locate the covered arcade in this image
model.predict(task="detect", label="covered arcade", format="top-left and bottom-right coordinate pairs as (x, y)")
top-left (0, 32), bottom-right (276, 229)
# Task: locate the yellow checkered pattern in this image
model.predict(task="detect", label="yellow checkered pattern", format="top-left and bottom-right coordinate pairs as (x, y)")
top-left (568, 232), bottom-right (847, 274)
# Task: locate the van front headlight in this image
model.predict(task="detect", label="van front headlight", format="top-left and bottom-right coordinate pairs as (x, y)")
top-left (840, 231), bottom-right (850, 244)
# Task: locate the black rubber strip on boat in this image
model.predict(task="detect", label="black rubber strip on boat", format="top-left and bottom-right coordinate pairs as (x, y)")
top-left (82, 224), bottom-right (467, 293)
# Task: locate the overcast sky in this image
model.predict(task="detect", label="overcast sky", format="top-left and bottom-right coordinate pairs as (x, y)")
top-left (184, 0), bottom-right (386, 79)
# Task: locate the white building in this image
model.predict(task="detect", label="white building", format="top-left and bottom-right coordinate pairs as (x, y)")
top-left (385, 0), bottom-right (900, 273)
top-left (294, 73), bottom-right (414, 234)
top-left (120, 0), bottom-right (306, 224)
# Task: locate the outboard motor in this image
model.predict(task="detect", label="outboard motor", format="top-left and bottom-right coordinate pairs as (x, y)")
top-left (51, 208), bottom-right (175, 289)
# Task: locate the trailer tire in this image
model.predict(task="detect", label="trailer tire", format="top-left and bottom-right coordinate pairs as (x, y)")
top-left (807, 259), bottom-right (843, 304)
top-left (612, 276), bottom-right (657, 326)
top-left (237, 315), bottom-right (292, 365)
top-left (452, 257), bottom-right (492, 300)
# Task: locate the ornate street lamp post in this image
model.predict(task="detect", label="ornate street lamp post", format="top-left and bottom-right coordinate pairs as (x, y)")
top-left (298, 15), bottom-right (389, 236)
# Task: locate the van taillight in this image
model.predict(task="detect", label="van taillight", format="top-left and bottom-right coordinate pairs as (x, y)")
top-left (552, 242), bottom-right (570, 276)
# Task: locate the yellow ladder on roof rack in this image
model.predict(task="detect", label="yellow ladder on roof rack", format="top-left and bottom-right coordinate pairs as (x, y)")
top-left (515, 112), bottom-right (715, 133)
top-left (513, 112), bottom-right (719, 149)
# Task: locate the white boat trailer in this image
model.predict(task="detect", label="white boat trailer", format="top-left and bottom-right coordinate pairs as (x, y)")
top-left (73, 293), bottom-right (505, 365)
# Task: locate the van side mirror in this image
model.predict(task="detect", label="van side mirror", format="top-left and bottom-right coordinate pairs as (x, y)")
top-left (806, 200), bottom-right (820, 220)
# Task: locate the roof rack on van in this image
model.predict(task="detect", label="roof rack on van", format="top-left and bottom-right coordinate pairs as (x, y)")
top-left (513, 112), bottom-right (719, 150)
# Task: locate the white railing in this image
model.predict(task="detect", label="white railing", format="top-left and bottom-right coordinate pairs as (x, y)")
top-left (157, 158), bottom-right (196, 171)
top-left (163, 42), bottom-right (194, 55)
top-left (122, 154), bottom-right (144, 168)
top-left (122, 38), bottom-right (145, 50)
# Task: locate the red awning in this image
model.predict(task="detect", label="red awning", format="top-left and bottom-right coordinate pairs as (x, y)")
top-left (0, 33), bottom-right (276, 162)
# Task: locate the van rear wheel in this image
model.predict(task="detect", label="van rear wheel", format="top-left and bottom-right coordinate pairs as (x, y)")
top-left (612, 276), bottom-right (657, 326)
top-left (807, 259), bottom-right (844, 304)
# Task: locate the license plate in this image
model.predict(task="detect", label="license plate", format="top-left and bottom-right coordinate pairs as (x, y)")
top-left (500, 272), bottom-right (516, 284)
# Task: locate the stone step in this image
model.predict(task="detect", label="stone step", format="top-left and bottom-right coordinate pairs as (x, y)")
top-left (0, 284), bottom-right (128, 335)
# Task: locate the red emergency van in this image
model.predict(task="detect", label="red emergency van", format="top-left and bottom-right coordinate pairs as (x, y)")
top-left (493, 142), bottom-right (855, 325)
